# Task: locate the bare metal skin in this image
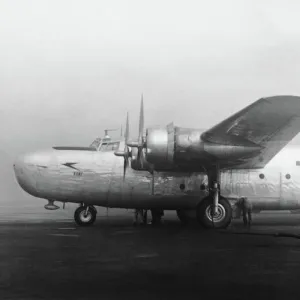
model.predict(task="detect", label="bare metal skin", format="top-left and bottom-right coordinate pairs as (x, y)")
top-left (13, 143), bottom-right (300, 212)
top-left (12, 95), bottom-right (300, 228)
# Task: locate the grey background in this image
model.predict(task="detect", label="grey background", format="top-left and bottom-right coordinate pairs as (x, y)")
top-left (1, 0), bottom-right (300, 204)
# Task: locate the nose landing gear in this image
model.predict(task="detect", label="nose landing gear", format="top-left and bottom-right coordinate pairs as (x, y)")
top-left (74, 205), bottom-right (97, 226)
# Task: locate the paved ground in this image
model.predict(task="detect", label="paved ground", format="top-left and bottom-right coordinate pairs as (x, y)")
top-left (1, 207), bottom-right (300, 299)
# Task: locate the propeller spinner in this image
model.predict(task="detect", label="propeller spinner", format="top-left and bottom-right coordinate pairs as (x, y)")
top-left (114, 113), bottom-right (131, 180)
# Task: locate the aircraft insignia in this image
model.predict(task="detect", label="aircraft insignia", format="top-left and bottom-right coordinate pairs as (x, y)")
top-left (62, 162), bottom-right (80, 171)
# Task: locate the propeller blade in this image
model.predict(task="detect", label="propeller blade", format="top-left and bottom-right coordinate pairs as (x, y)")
top-left (137, 95), bottom-right (145, 168)
top-left (123, 97), bottom-right (148, 171)
top-left (138, 94), bottom-right (144, 145)
top-left (114, 113), bottom-right (132, 181)
top-left (123, 112), bottom-right (130, 181)
top-left (123, 155), bottom-right (128, 181)
top-left (125, 112), bottom-right (129, 144)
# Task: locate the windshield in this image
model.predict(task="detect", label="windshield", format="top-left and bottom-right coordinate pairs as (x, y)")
top-left (99, 142), bottom-right (120, 152)
top-left (89, 138), bottom-right (102, 150)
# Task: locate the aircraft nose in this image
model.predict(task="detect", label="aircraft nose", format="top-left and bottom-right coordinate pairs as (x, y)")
top-left (15, 150), bottom-right (52, 167)
top-left (13, 152), bottom-right (40, 197)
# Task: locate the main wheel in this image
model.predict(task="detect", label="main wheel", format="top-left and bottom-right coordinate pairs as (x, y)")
top-left (74, 206), bottom-right (97, 226)
top-left (196, 196), bottom-right (232, 229)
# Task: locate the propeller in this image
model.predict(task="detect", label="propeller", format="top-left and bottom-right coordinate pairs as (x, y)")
top-left (114, 112), bottom-right (131, 181)
top-left (137, 94), bottom-right (145, 168)
top-left (116, 95), bottom-right (155, 193)
top-left (127, 94), bottom-right (146, 169)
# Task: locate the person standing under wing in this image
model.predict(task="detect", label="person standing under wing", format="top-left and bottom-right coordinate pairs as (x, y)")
top-left (236, 197), bottom-right (253, 228)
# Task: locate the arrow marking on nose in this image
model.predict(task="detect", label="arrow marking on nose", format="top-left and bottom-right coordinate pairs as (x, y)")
top-left (62, 162), bottom-right (80, 171)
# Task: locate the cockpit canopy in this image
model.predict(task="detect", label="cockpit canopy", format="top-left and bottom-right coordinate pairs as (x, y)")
top-left (99, 141), bottom-right (120, 152)
top-left (90, 136), bottom-right (120, 152)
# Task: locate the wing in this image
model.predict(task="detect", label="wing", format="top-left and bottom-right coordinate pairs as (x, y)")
top-left (201, 95), bottom-right (300, 169)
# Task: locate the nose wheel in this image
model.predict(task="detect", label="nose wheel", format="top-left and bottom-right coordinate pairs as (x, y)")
top-left (74, 205), bottom-right (97, 226)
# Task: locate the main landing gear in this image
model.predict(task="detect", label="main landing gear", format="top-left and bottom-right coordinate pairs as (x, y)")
top-left (196, 166), bottom-right (232, 229)
top-left (74, 205), bottom-right (97, 226)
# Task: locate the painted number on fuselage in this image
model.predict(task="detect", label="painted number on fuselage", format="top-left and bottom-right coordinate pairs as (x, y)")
top-left (73, 171), bottom-right (83, 177)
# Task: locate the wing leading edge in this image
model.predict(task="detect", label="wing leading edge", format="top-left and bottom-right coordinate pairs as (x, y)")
top-left (201, 95), bottom-right (300, 169)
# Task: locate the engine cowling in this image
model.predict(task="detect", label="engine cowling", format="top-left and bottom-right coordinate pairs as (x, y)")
top-left (145, 123), bottom-right (175, 168)
top-left (143, 124), bottom-right (261, 171)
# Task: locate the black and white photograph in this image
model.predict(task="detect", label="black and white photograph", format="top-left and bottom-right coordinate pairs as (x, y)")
top-left (1, 0), bottom-right (300, 299)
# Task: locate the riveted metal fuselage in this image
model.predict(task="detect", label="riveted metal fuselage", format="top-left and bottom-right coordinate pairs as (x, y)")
top-left (14, 144), bottom-right (300, 211)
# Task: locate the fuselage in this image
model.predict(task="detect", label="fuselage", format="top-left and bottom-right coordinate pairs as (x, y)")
top-left (13, 142), bottom-right (300, 211)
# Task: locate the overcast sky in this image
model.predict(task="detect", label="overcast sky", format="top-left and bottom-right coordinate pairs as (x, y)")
top-left (1, 0), bottom-right (300, 158)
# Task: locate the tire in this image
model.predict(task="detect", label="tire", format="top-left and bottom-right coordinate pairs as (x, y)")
top-left (89, 205), bottom-right (98, 215)
top-left (74, 206), bottom-right (97, 226)
top-left (176, 209), bottom-right (189, 225)
top-left (196, 196), bottom-right (232, 229)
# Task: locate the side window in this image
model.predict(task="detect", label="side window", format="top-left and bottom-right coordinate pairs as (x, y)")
top-left (99, 143), bottom-right (107, 151)
top-left (99, 142), bottom-right (120, 152)
top-left (90, 138), bottom-right (101, 149)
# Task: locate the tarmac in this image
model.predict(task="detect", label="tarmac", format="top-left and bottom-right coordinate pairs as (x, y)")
top-left (1, 206), bottom-right (300, 300)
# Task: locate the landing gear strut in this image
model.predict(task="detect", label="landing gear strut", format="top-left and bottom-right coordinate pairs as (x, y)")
top-left (74, 205), bottom-right (97, 226)
top-left (196, 165), bottom-right (232, 229)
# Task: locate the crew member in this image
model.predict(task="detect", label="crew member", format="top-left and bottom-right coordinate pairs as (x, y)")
top-left (133, 209), bottom-right (144, 226)
top-left (237, 196), bottom-right (252, 227)
top-left (150, 208), bottom-right (164, 225)
top-left (143, 209), bottom-right (148, 225)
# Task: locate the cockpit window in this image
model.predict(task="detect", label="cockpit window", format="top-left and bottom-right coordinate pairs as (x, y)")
top-left (99, 142), bottom-right (120, 152)
top-left (90, 138), bottom-right (101, 150)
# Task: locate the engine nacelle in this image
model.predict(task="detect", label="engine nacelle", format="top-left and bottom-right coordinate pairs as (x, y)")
top-left (145, 124), bottom-right (175, 168)
top-left (143, 124), bottom-right (261, 171)
top-left (144, 124), bottom-right (206, 170)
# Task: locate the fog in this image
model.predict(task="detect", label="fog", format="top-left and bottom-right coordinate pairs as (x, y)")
top-left (1, 0), bottom-right (300, 204)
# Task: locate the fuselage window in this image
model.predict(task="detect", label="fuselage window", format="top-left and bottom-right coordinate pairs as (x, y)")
top-left (259, 173), bottom-right (265, 179)
top-left (286, 174), bottom-right (291, 180)
top-left (296, 161), bottom-right (300, 166)
top-left (99, 142), bottom-right (120, 152)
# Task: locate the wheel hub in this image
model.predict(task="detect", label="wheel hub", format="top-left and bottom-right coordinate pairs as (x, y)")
top-left (205, 204), bottom-right (226, 222)
top-left (79, 210), bottom-right (92, 223)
